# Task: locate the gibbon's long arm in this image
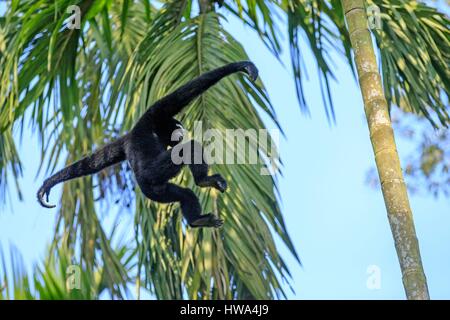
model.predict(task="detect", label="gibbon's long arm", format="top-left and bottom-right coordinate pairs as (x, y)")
top-left (136, 61), bottom-right (258, 126)
top-left (37, 61), bottom-right (258, 213)
top-left (37, 137), bottom-right (127, 208)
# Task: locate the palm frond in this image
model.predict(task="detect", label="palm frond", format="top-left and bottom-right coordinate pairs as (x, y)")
top-left (0, 243), bottom-right (134, 300)
top-left (223, 0), bottom-right (449, 126)
top-left (370, 0), bottom-right (450, 127)
top-left (0, 129), bottom-right (22, 203)
top-left (118, 11), bottom-right (296, 299)
top-left (225, 0), bottom-right (354, 121)
top-left (0, 0), bottom-right (155, 298)
top-left (0, 0), bottom-right (298, 299)
top-left (282, 0), bottom-right (354, 121)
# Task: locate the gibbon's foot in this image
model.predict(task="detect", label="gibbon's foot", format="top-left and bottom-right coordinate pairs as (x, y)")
top-left (190, 214), bottom-right (224, 228)
top-left (210, 174), bottom-right (227, 193)
top-left (197, 174), bottom-right (228, 193)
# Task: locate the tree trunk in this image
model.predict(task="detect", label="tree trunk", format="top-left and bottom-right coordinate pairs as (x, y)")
top-left (341, 0), bottom-right (429, 300)
top-left (199, 0), bottom-right (213, 13)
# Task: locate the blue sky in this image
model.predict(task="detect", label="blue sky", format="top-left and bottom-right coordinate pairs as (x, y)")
top-left (1, 3), bottom-right (449, 299)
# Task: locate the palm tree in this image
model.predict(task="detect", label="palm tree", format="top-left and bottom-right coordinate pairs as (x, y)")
top-left (0, 0), bottom-right (448, 299)
top-left (341, 0), bottom-right (431, 300)
top-left (0, 0), bottom-right (297, 299)
top-left (0, 244), bottom-right (135, 299)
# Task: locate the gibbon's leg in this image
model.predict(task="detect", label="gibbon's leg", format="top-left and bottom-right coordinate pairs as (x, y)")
top-left (139, 141), bottom-right (226, 190)
top-left (141, 183), bottom-right (223, 228)
top-left (143, 149), bottom-right (183, 184)
top-left (182, 140), bottom-right (227, 193)
top-left (136, 145), bottom-right (224, 228)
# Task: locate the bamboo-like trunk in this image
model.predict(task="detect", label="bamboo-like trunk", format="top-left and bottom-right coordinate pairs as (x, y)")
top-left (341, 0), bottom-right (429, 299)
top-left (199, 0), bottom-right (213, 13)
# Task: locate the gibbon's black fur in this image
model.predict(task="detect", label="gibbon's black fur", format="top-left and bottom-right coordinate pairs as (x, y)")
top-left (37, 61), bottom-right (259, 228)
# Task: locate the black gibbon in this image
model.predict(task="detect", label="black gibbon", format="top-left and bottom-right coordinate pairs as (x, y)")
top-left (37, 61), bottom-right (259, 228)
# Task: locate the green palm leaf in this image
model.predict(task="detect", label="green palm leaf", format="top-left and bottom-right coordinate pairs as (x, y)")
top-left (0, 243), bottom-right (134, 299)
top-left (0, 1), bottom-right (297, 299)
top-left (119, 10), bottom-right (296, 299)
top-left (370, 0), bottom-right (450, 126)
top-left (0, 129), bottom-right (22, 203)
top-left (225, 0), bottom-right (449, 126)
